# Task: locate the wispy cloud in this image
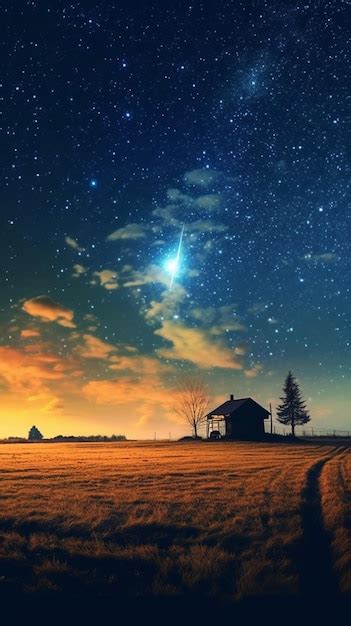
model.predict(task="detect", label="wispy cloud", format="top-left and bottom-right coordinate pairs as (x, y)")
top-left (302, 253), bottom-right (337, 263)
top-left (186, 220), bottom-right (228, 233)
top-left (72, 264), bottom-right (88, 278)
top-left (106, 223), bottom-right (147, 241)
top-left (190, 305), bottom-right (245, 334)
top-left (183, 168), bottom-right (220, 187)
top-left (109, 354), bottom-right (171, 376)
top-left (20, 329), bottom-right (41, 338)
top-left (244, 363), bottom-right (262, 378)
top-left (123, 264), bottom-right (169, 288)
top-left (144, 284), bottom-right (187, 320)
top-left (65, 236), bottom-right (85, 252)
top-left (154, 320), bottom-right (244, 369)
top-left (193, 194), bottom-right (221, 211)
top-left (75, 334), bottom-right (118, 360)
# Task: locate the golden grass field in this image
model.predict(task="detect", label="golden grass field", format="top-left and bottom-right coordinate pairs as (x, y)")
top-left (0, 440), bottom-right (350, 608)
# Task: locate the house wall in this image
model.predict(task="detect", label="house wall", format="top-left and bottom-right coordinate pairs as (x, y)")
top-left (228, 407), bottom-right (265, 440)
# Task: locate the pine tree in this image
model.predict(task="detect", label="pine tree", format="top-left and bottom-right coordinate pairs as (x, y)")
top-left (276, 371), bottom-right (310, 437)
top-left (28, 425), bottom-right (43, 441)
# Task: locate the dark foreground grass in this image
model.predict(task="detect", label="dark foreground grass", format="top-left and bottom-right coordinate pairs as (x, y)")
top-left (0, 440), bottom-right (349, 615)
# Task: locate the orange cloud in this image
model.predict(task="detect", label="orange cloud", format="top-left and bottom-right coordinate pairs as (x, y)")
top-left (75, 334), bottom-right (118, 359)
top-left (91, 269), bottom-right (119, 290)
top-left (244, 364), bottom-right (262, 378)
top-left (82, 374), bottom-right (176, 427)
top-left (27, 392), bottom-right (64, 414)
top-left (109, 354), bottom-right (172, 376)
top-left (154, 321), bottom-right (243, 369)
top-left (22, 296), bottom-right (76, 328)
top-left (20, 329), bottom-right (40, 338)
top-left (0, 346), bottom-right (69, 393)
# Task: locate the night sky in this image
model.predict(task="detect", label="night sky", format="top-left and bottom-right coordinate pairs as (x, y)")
top-left (1, 1), bottom-right (350, 438)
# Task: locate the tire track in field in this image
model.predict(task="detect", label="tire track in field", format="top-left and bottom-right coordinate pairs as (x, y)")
top-left (298, 446), bottom-right (346, 599)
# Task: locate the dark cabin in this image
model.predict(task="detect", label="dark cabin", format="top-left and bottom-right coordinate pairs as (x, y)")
top-left (206, 394), bottom-right (270, 440)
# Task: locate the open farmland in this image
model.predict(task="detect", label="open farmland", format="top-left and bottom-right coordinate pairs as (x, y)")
top-left (0, 441), bottom-right (350, 612)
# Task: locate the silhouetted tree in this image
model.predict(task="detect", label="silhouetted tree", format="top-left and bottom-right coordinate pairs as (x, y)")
top-left (276, 371), bottom-right (310, 437)
top-left (173, 374), bottom-right (212, 438)
top-left (28, 425), bottom-right (43, 441)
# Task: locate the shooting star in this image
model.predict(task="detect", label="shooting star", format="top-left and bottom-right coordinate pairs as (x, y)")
top-left (164, 225), bottom-right (184, 289)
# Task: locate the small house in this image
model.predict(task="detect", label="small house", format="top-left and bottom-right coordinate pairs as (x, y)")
top-left (206, 394), bottom-right (270, 440)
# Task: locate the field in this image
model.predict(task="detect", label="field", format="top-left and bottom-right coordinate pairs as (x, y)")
top-left (0, 440), bottom-right (350, 614)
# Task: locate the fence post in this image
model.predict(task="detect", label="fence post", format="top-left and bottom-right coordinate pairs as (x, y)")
top-left (270, 403), bottom-right (273, 434)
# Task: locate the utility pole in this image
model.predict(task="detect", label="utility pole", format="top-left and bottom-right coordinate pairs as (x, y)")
top-left (269, 403), bottom-right (273, 435)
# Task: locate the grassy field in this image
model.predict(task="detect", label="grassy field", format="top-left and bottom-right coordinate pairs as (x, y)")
top-left (0, 440), bottom-right (350, 611)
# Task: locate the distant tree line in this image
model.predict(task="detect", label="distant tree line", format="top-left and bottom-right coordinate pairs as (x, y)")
top-left (0, 433), bottom-right (127, 443)
top-left (52, 435), bottom-right (127, 442)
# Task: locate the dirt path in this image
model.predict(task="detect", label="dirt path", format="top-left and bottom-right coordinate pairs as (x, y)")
top-left (298, 446), bottom-right (346, 599)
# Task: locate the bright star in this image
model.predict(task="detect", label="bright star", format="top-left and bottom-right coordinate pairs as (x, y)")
top-left (165, 257), bottom-right (178, 274)
top-left (90, 179), bottom-right (97, 188)
top-left (164, 225), bottom-right (184, 289)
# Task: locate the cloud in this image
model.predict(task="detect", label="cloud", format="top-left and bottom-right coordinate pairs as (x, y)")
top-left (20, 329), bottom-right (40, 338)
top-left (65, 236), bottom-right (85, 252)
top-left (302, 253), bottom-right (337, 263)
top-left (0, 346), bottom-right (71, 393)
top-left (123, 264), bottom-right (169, 288)
top-left (109, 354), bottom-right (172, 376)
top-left (84, 313), bottom-right (97, 323)
top-left (82, 376), bottom-right (172, 418)
top-left (184, 169), bottom-right (220, 188)
top-left (190, 305), bottom-right (245, 334)
top-left (75, 334), bottom-right (118, 360)
top-left (91, 269), bottom-right (119, 290)
top-left (27, 392), bottom-right (64, 414)
top-left (22, 296), bottom-right (76, 328)
top-left (72, 264), bottom-right (88, 278)
top-left (193, 194), bottom-right (221, 211)
top-left (144, 284), bottom-right (187, 320)
top-left (154, 321), bottom-right (244, 369)
top-left (151, 205), bottom-right (181, 226)
top-left (247, 303), bottom-right (270, 315)
top-left (166, 188), bottom-right (192, 204)
top-left (244, 364), bottom-right (262, 378)
top-left (186, 220), bottom-right (228, 233)
top-left (106, 223), bottom-right (147, 241)
top-left (82, 365), bottom-right (180, 428)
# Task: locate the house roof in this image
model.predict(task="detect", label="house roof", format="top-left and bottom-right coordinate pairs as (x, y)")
top-left (207, 397), bottom-right (269, 418)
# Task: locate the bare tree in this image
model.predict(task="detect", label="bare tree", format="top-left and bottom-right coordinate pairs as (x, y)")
top-left (173, 374), bottom-right (212, 438)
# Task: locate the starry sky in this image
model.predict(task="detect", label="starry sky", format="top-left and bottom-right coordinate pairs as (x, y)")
top-left (1, 1), bottom-right (350, 438)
